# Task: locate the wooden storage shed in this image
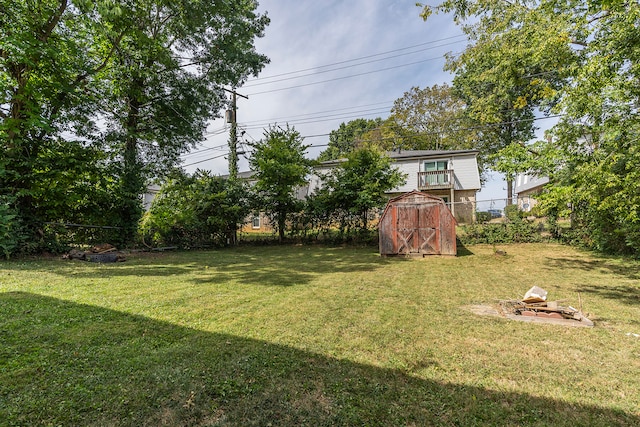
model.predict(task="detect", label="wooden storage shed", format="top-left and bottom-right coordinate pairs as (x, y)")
top-left (379, 191), bottom-right (457, 256)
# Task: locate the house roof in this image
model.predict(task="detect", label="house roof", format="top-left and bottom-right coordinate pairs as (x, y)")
top-left (233, 149), bottom-right (480, 177)
top-left (514, 174), bottom-right (550, 194)
top-left (318, 149), bottom-right (479, 167)
top-left (386, 149), bottom-right (479, 160)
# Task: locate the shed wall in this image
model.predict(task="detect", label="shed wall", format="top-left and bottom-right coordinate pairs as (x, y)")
top-left (379, 192), bottom-right (456, 256)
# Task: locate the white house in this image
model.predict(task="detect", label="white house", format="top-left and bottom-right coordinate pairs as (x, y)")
top-left (173, 148), bottom-right (482, 231)
top-left (309, 149), bottom-right (482, 223)
top-left (514, 174), bottom-right (550, 212)
top-left (142, 184), bottom-right (161, 211)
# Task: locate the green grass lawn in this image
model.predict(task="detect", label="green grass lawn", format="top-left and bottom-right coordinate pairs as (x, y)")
top-left (1, 243), bottom-right (639, 426)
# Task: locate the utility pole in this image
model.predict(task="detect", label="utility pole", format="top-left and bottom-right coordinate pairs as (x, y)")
top-left (224, 88), bottom-right (248, 180)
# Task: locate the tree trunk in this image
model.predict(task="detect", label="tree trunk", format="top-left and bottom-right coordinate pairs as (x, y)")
top-left (120, 86), bottom-right (145, 245)
top-left (278, 212), bottom-right (286, 243)
top-left (506, 178), bottom-right (514, 206)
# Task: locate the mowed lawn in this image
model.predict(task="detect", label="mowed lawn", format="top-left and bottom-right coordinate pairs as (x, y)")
top-left (1, 243), bottom-right (639, 426)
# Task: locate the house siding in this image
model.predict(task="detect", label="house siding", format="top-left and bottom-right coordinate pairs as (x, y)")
top-left (392, 160), bottom-right (421, 193)
top-left (450, 154), bottom-right (481, 190)
top-left (307, 165), bottom-right (332, 195)
top-left (389, 153), bottom-right (480, 193)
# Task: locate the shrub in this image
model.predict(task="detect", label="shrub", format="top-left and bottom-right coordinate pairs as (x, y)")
top-left (504, 204), bottom-right (524, 221)
top-left (476, 211), bottom-right (491, 223)
top-left (141, 172), bottom-right (250, 249)
top-left (459, 218), bottom-right (545, 245)
top-left (0, 198), bottom-right (20, 258)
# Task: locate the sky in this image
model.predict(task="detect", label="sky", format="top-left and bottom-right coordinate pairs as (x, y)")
top-left (179, 0), bottom-right (533, 206)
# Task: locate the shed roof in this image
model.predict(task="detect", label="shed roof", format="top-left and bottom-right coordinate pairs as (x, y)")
top-left (380, 190), bottom-right (456, 224)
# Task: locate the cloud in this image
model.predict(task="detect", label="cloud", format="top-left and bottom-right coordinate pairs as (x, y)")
top-left (183, 0), bottom-right (464, 175)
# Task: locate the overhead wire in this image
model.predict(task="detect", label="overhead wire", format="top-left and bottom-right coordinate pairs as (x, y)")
top-left (101, 36), bottom-right (465, 154)
top-left (239, 100), bottom-right (394, 125)
top-left (239, 107), bottom-right (391, 130)
top-left (183, 114), bottom-right (565, 168)
top-left (245, 34), bottom-right (467, 82)
top-left (242, 39), bottom-right (467, 88)
top-left (245, 54), bottom-right (454, 96)
top-left (182, 101), bottom-right (397, 157)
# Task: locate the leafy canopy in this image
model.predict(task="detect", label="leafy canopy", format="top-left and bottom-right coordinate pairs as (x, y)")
top-left (420, 0), bottom-right (640, 254)
top-left (249, 125), bottom-right (315, 242)
top-left (0, 0), bottom-right (269, 253)
top-left (318, 118), bottom-right (384, 161)
top-left (315, 145), bottom-right (406, 231)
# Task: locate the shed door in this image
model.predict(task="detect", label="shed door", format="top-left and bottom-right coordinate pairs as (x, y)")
top-left (396, 204), bottom-right (441, 255)
top-left (418, 203), bottom-right (440, 254)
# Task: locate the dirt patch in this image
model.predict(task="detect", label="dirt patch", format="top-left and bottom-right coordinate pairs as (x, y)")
top-left (463, 303), bottom-right (594, 328)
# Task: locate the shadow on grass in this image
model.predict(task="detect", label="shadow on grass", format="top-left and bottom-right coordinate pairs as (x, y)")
top-left (191, 246), bottom-right (411, 287)
top-left (1, 292), bottom-right (636, 426)
top-left (455, 239), bottom-right (474, 257)
top-left (28, 246), bottom-right (407, 287)
top-left (545, 256), bottom-right (640, 305)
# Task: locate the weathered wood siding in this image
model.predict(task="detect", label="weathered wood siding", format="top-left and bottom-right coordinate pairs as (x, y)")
top-left (379, 191), bottom-right (457, 256)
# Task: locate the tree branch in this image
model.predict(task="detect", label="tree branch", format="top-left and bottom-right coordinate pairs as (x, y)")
top-left (40, 31), bottom-right (125, 137)
top-left (39, 0), bottom-right (68, 42)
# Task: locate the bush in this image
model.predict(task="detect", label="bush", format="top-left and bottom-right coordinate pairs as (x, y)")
top-left (476, 211), bottom-right (491, 223)
top-left (0, 198), bottom-right (20, 258)
top-left (140, 172), bottom-right (250, 249)
top-left (459, 217), bottom-right (545, 245)
top-left (504, 204), bottom-right (524, 221)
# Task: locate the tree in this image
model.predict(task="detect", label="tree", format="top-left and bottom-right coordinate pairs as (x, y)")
top-left (1, 0), bottom-right (270, 253)
top-left (420, 0), bottom-right (575, 203)
top-left (99, 0), bottom-right (269, 244)
top-left (420, 0), bottom-right (640, 254)
top-left (318, 118), bottom-right (384, 161)
top-left (141, 170), bottom-right (251, 248)
top-left (249, 125), bottom-right (315, 242)
top-left (316, 145), bottom-right (405, 231)
top-left (389, 84), bottom-right (479, 152)
top-left (1, 0), bottom-right (126, 251)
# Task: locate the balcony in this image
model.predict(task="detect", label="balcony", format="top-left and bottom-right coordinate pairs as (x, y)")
top-left (417, 170), bottom-right (454, 190)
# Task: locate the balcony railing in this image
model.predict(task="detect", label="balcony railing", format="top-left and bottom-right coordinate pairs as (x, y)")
top-left (417, 170), bottom-right (454, 190)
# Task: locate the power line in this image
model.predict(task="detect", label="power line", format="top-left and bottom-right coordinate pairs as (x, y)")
top-left (239, 107), bottom-right (390, 130)
top-left (180, 143), bottom-right (228, 159)
top-left (246, 34), bottom-right (467, 82)
top-left (182, 151), bottom-right (229, 167)
top-left (298, 114), bottom-right (565, 142)
top-left (182, 101), bottom-right (397, 158)
top-left (242, 39), bottom-right (466, 88)
top-left (246, 55), bottom-right (453, 96)
top-left (239, 100), bottom-right (394, 125)
top-left (181, 115), bottom-right (564, 169)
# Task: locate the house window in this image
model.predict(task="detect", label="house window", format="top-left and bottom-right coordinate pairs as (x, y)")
top-left (423, 160), bottom-right (449, 185)
top-left (252, 215), bottom-right (261, 229)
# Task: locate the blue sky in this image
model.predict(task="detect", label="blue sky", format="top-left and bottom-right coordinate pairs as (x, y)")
top-left (180, 0), bottom-right (528, 205)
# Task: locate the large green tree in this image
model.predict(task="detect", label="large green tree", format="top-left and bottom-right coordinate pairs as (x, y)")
top-left (389, 84), bottom-right (479, 152)
top-left (99, 0), bottom-right (269, 243)
top-left (1, 0), bottom-right (126, 250)
top-left (314, 145), bottom-right (405, 232)
top-left (421, 0), bottom-right (575, 202)
top-left (421, 0), bottom-right (640, 254)
top-left (249, 125), bottom-right (315, 242)
top-left (1, 0), bottom-right (269, 252)
top-left (318, 118), bottom-right (384, 161)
